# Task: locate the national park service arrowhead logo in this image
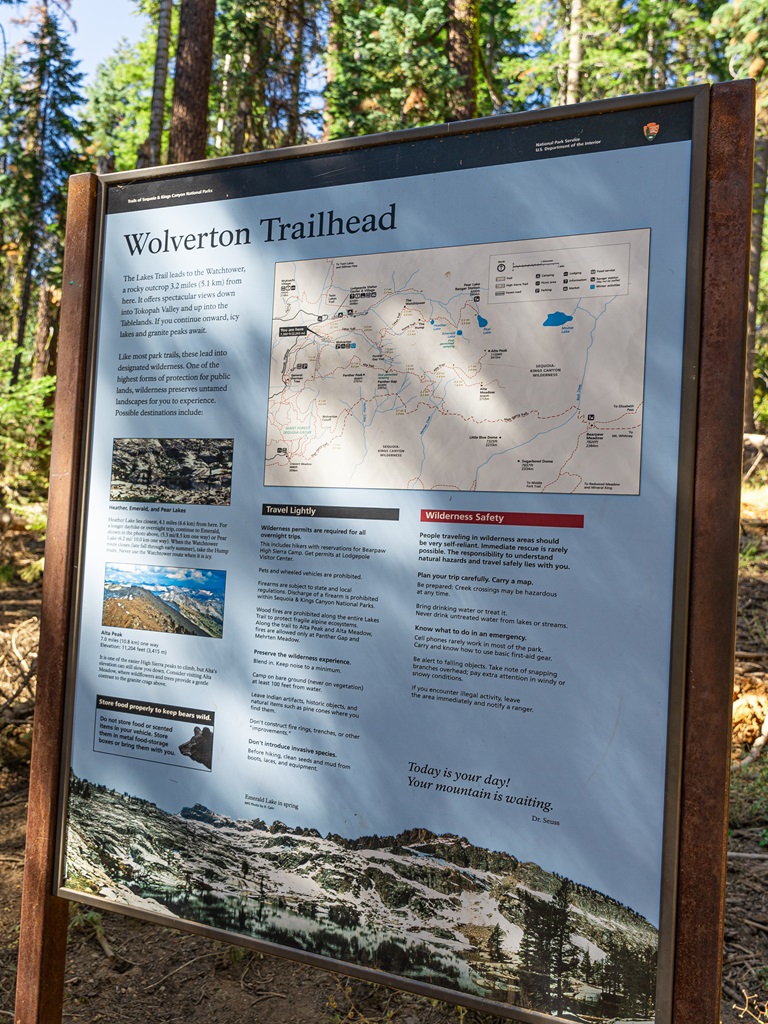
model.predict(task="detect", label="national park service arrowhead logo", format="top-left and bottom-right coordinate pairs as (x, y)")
top-left (643, 121), bottom-right (660, 142)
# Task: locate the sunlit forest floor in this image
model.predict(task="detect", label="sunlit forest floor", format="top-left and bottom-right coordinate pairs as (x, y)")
top-left (1, 493), bottom-right (768, 1024)
top-left (723, 482), bottom-right (768, 1024)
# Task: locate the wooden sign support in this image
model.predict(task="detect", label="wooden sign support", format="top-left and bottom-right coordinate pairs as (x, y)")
top-left (15, 80), bottom-right (754, 1024)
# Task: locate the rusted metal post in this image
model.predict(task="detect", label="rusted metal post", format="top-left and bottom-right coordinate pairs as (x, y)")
top-left (15, 173), bottom-right (98, 1024)
top-left (673, 80), bottom-right (754, 1023)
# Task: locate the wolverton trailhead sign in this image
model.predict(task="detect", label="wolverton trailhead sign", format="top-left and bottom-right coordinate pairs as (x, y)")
top-left (15, 82), bottom-right (754, 1024)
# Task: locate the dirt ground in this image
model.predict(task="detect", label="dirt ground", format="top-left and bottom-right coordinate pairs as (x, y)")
top-left (720, 487), bottom-right (768, 1024)
top-left (2, 509), bottom-right (768, 1024)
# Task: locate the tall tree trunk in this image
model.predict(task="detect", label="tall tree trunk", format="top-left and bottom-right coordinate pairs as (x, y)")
top-left (447, 0), bottom-right (478, 121)
top-left (232, 37), bottom-right (266, 154)
top-left (138, 0), bottom-right (173, 167)
top-left (31, 282), bottom-right (58, 381)
top-left (11, 4), bottom-right (50, 385)
top-left (285, 0), bottom-right (306, 145)
top-left (645, 26), bottom-right (655, 92)
top-left (22, 284), bottom-right (59, 475)
top-left (250, 24), bottom-right (269, 153)
top-left (321, 0), bottom-right (339, 141)
top-left (647, 18), bottom-right (667, 90)
top-left (745, 136), bottom-right (768, 433)
top-left (10, 252), bottom-right (34, 386)
top-left (167, 0), bottom-right (216, 164)
top-left (214, 51), bottom-right (232, 152)
top-left (565, 0), bottom-right (582, 104)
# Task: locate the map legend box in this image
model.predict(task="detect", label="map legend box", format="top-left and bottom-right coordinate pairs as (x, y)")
top-left (488, 242), bottom-right (631, 303)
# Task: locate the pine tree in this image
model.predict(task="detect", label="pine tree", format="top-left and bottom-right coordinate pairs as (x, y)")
top-left (85, 41), bottom-right (153, 171)
top-left (517, 891), bottom-right (554, 1011)
top-left (475, 0), bottom-right (525, 114)
top-left (487, 921), bottom-right (505, 961)
top-left (516, 879), bottom-right (579, 1014)
top-left (0, 1), bottom-right (84, 495)
top-left (0, 1), bottom-right (87, 381)
top-left (549, 878), bottom-right (577, 1016)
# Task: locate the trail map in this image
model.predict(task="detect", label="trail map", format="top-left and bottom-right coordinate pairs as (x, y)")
top-left (264, 229), bottom-right (650, 493)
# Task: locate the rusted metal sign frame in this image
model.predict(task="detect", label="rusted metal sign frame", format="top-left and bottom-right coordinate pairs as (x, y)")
top-left (15, 81), bottom-right (753, 1024)
top-left (673, 80), bottom-right (754, 1023)
top-left (14, 173), bottom-right (99, 1024)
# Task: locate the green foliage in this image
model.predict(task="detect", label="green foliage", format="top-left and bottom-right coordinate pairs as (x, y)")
top-left (18, 555), bottom-right (44, 583)
top-left (748, 210), bottom-right (768, 430)
top-left (715, 4), bottom-right (768, 430)
top-left (85, 43), bottom-right (154, 170)
top-left (0, 7), bottom-right (89, 278)
top-left (0, 1), bottom-right (87, 457)
top-left (742, 609), bottom-right (768, 650)
top-left (210, 0), bottom-right (324, 153)
top-left (222, 942), bottom-right (248, 965)
top-left (730, 759), bottom-right (768, 827)
top-left (0, 342), bottom-right (55, 499)
top-left (68, 904), bottom-right (106, 938)
top-left (325, 0), bottom-right (460, 137)
top-left (323, 0), bottom-right (529, 138)
top-left (714, 0), bottom-right (768, 127)
top-left (754, 391), bottom-right (768, 432)
top-left (0, 5), bottom-right (88, 511)
top-left (85, 1), bottom-right (178, 170)
top-left (501, 0), bottom-right (725, 109)
top-left (739, 538), bottom-right (767, 568)
top-left (627, 0), bottom-right (727, 89)
top-left (7, 499), bottom-right (47, 536)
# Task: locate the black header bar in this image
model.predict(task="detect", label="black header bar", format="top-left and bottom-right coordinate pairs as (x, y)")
top-left (106, 94), bottom-right (696, 215)
top-left (96, 694), bottom-right (215, 726)
top-left (262, 504), bottom-right (400, 521)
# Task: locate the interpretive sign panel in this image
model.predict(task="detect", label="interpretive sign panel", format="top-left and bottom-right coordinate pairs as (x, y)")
top-left (56, 89), bottom-right (712, 1022)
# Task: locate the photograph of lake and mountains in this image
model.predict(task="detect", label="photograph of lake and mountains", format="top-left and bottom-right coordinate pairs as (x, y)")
top-left (101, 563), bottom-right (226, 638)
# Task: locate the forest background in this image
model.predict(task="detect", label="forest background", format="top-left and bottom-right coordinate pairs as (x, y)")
top-left (0, 0), bottom-right (766, 512)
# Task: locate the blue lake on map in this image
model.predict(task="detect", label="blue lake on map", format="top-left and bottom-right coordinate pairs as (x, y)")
top-left (543, 311), bottom-right (574, 327)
